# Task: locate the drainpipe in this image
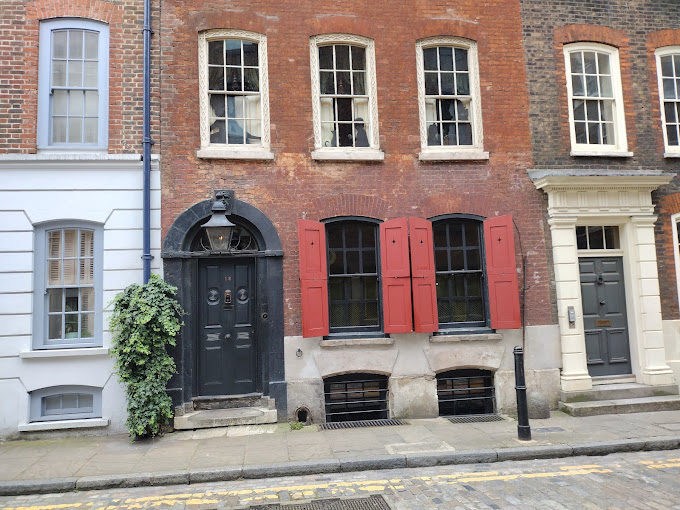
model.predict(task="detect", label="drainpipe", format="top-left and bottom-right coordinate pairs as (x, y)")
top-left (142, 0), bottom-right (153, 283)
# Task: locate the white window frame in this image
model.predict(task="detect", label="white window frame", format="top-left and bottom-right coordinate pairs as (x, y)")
top-left (416, 37), bottom-right (487, 161)
top-left (672, 213), bottom-right (680, 310)
top-left (563, 42), bottom-right (631, 157)
top-left (310, 34), bottom-right (383, 161)
top-left (29, 386), bottom-right (102, 422)
top-left (655, 46), bottom-right (680, 158)
top-left (197, 29), bottom-right (273, 160)
top-left (33, 222), bottom-right (104, 349)
top-left (37, 18), bottom-right (109, 151)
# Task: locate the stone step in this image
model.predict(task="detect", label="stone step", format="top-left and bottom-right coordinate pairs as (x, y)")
top-left (173, 407), bottom-right (278, 430)
top-left (558, 395), bottom-right (680, 417)
top-left (192, 393), bottom-right (275, 411)
top-left (560, 383), bottom-right (679, 403)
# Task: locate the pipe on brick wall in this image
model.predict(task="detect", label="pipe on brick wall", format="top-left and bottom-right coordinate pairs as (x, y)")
top-left (142, 0), bottom-right (153, 283)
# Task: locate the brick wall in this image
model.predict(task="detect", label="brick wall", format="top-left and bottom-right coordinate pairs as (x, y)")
top-left (0, 0), bottom-right (161, 154)
top-left (519, 0), bottom-right (680, 319)
top-left (160, 0), bottom-right (555, 335)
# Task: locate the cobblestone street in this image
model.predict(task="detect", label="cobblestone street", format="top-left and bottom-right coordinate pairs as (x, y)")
top-left (2, 449), bottom-right (679, 510)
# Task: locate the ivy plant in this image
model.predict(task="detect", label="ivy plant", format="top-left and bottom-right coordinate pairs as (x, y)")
top-left (109, 274), bottom-right (184, 439)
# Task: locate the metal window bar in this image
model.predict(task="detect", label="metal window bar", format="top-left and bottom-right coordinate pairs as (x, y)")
top-left (324, 375), bottom-right (389, 423)
top-left (437, 373), bottom-right (495, 416)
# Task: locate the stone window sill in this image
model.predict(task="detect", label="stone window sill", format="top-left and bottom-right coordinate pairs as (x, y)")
top-left (311, 149), bottom-right (385, 161)
top-left (18, 418), bottom-right (109, 432)
top-left (320, 337), bottom-right (394, 348)
top-left (570, 150), bottom-right (633, 158)
top-left (196, 147), bottom-right (275, 160)
top-left (418, 150), bottom-right (489, 162)
top-left (664, 151), bottom-right (680, 158)
top-left (20, 347), bottom-right (109, 359)
top-left (430, 333), bottom-right (502, 343)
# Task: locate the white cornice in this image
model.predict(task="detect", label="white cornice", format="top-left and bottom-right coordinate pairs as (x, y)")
top-left (528, 169), bottom-right (674, 193)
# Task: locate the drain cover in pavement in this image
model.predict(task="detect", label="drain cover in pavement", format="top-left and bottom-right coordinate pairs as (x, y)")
top-left (249, 495), bottom-right (391, 509)
top-left (534, 427), bottom-right (566, 433)
top-left (446, 414), bottom-right (505, 424)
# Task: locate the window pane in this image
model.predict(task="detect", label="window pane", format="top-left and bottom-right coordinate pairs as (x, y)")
top-left (83, 31), bottom-right (98, 60)
top-left (80, 258), bottom-right (93, 284)
top-left (81, 287), bottom-right (94, 311)
top-left (242, 41), bottom-right (258, 66)
top-left (435, 249), bottom-right (448, 271)
top-left (65, 288), bottom-right (79, 312)
top-left (588, 226), bottom-right (604, 249)
top-left (81, 314), bottom-right (94, 338)
top-left (576, 226), bottom-right (587, 249)
top-left (351, 46), bottom-right (365, 70)
top-left (62, 394), bottom-right (78, 410)
top-left (586, 75), bottom-right (599, 97)
top-left (424, 72), bottom-right (439, 95)
top-left (226, 68), bottom-right (242, 91)
top-left (68, 92), bottom-right (83, 116)
top-left (64, 230), bottom-right (77, 257)
top-left (79, 393), bottom-right (94, 409)
top-left (49, 315), bottom-right (62, 340)
top-left (68, 117), bottom-right (83, 143)
top-left (69, 30), bottom-right (83, 59)
top-left (67, 60), bottom-right (83, 87)
top-left (338, 123), bottom-right (352, 147)
top-left (465, 224), bottom-right (479, 247)
top-left (663, 78), bottom-right (676, 100)
top-left (336, 72), bottom-right (351, 95)
top-left (321, 122), bottom-right (335, 147)
top-left (442, 123), bottom-right (456, 145)
top-left (362, 250), bottom-right (376, 273)
top-left (210, 119), bottom-right (226, 143)
top-left (666, 102), bottom-right (678, 123)
top-left (208, 41), bottom-right (223, 65)
top-left (335, 45), bottom-right (350, 70)
top-left (661, 55), bottom-right (673, 77)
top-left (353, 72), bottom-right (366, 95)
top-left (48, 289), bottom-right (62, 312)
top-left (245, 119), bottom-right (261, 143)
top-left (574, 121), bottom-right (587, 143)
top-left (587, 122), bottom-right (601, 144)
top-left (456, 100), bottom-right (469, 121)
top-left (52, 60), bottom-right (67, 87)
top-left (225, 39), bottom-right (241, 66)
top-left (49, 231), bottom-right (61, 257)
top-left (336, 98), bottom-right (352, 121)
top-left (597, 52), bottom-right (610, 74)
top-left (440, 73), bottom-right (454, 95)
top-left (602, 121), bottom-right (615, 145)
top-left (455, 48), bottom-right (468, 71)
top-left (346, 251), bottom-right (360, 274)
top-left (243, 68), bottom-right (259, 92)
top-left (599, 75), bottom-right (612, 97)
top-left (467, 248), bottom-right (480, 270)
top-left (53, 31), bottom-right (67, 58)
top-left (668, 124), bottom-right (679, 146)
top-left (570, 52), bottom-right (583, 74)
top-left (584, 52), bottom-right (596, 74)
top-left (65, 314), bottom-right (78, 337)
top-left (229, 95), bottom-right (244, 118)
top-left (83, 61), bottom-right (98, 87)
top-left (604, 226), bottom-right (620, 249)
top-left (53, 90), bottom-right (67, 115)
top-left (456, 73), bottom-right (469, 95)
top-left (227, 119), bottom-right (244, 144)
top-left (44, 395), bottom-right (62, 412)
top-left (48, 261), bottom-right (62, 288)
top-left (320, 72), bottom-right (335, 94)
top-left (438, 47), bottom-right (453, 71)
top-left (319, 46), bottom-right (333, 69)
top-left (84, 91), bottom-right (98, 117)
top-left (586, 100), bottom-right (599, 121)
top-left (572, 75), bottom-right (585, 96)
top-left (451, 249), bottom-right (464, 270)
top-left (423, 47), bottom-right (437, 71)
top-left (601, 100), bottom-right (613, 122)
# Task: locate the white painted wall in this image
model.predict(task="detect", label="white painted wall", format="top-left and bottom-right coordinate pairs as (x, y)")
top-left (0, 155), bottom-right (161, 439)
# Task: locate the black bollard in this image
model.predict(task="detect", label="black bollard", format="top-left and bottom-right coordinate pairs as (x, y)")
top-left (514, 346), bottom-right (531, 441)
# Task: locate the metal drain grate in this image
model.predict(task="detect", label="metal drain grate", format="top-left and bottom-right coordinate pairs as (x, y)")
top-left (446, 414), bottom-right (505, 424)
top-left (249, 495), bottom-right (391, 509)
top-left (318, 419), bottom-right (405, 430)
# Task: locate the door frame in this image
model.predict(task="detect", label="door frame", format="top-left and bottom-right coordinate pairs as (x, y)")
top-left (162, 198), bottom-right (286, 415)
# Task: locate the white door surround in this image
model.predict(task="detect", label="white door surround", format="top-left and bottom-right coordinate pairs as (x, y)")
top-left (529, 170), bottom-right (676, 392)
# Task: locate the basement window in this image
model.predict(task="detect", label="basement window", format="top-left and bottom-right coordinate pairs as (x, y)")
top-left (437, 369), bottom-right (495, 416)
top-left (323, 373), bottom-right (388, 422)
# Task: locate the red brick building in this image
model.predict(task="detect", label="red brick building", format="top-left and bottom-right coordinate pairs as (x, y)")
top-left (160, 0), bottom-right (557, 425)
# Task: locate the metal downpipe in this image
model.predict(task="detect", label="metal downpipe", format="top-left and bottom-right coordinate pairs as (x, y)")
top-left (142, 0), bottom-right (153, 283)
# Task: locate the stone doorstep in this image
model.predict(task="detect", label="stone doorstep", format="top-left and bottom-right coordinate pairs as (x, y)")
top-left (560, 383), bottom-right (679, 403)
top-left (192, 393), bottom-right (276, 411)
top-left (558, 395), bottom-right (680, 417)
top-left (173, 407), bottom-right (278, 430)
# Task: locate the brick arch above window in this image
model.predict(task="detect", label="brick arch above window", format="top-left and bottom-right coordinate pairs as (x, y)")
top-left (413, 22), bottom-right (480, 43)
top-left (308, 193), bottom-right (388, 222)
top-left (647, 29), bottom-right (680, 50)
top-left (27, 0), bottom-right (118, 24)
top-left (554, 24), bottom-right (629, 48)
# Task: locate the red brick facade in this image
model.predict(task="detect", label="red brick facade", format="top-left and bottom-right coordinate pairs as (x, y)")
top-left (0, 0), bottom-right (160, 154)
top-left (159, 0), bottom-right (553, 337)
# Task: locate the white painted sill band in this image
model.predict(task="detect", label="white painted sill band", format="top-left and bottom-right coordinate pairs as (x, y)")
top-left (20, 347), bottom-right (110, 359)
top-left (311, 149), bottom-right (385, 161)
top-left (196, 148), bottom-right (275, 160)
top-left (18, 418), bottom-right (110, 432)
top-left (570, 150), bottom-right (633, 158)
top-left (418, 150), bottom-right (490, 161)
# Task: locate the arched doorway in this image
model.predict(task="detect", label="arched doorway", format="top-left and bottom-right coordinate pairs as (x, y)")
top-left (162, 197), bottom-right (285, 416)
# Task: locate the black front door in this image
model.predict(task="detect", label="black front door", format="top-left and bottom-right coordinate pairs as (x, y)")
top-left (198, 259), bottom-right (257, 396)
top-left (579, 257), bottom-right (632, 377)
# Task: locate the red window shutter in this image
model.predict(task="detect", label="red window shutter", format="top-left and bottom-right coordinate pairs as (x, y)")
top-left (298, 219), bottom-right (329, 337)
top-left (380, 218), bottom-right (413, 333)
top-left (409, 217), bottom-right (438, 333)
top-left (484, 215), bottom-right (521, 329)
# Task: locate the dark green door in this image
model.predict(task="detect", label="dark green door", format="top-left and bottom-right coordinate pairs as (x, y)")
top-left (579, 257), bottom-right (631, 377)
top-left (198, 259), bottom-right (257, 396)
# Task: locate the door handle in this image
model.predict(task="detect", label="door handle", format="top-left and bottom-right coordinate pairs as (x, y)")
top-left (225, 333), bottom-right (231, 340)
top-left (599, 300), bottom-right (606, 306)
top-left (596, 275), bottom-right (604, 284)
top-left (224, 289), bottom-right (232, 305)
